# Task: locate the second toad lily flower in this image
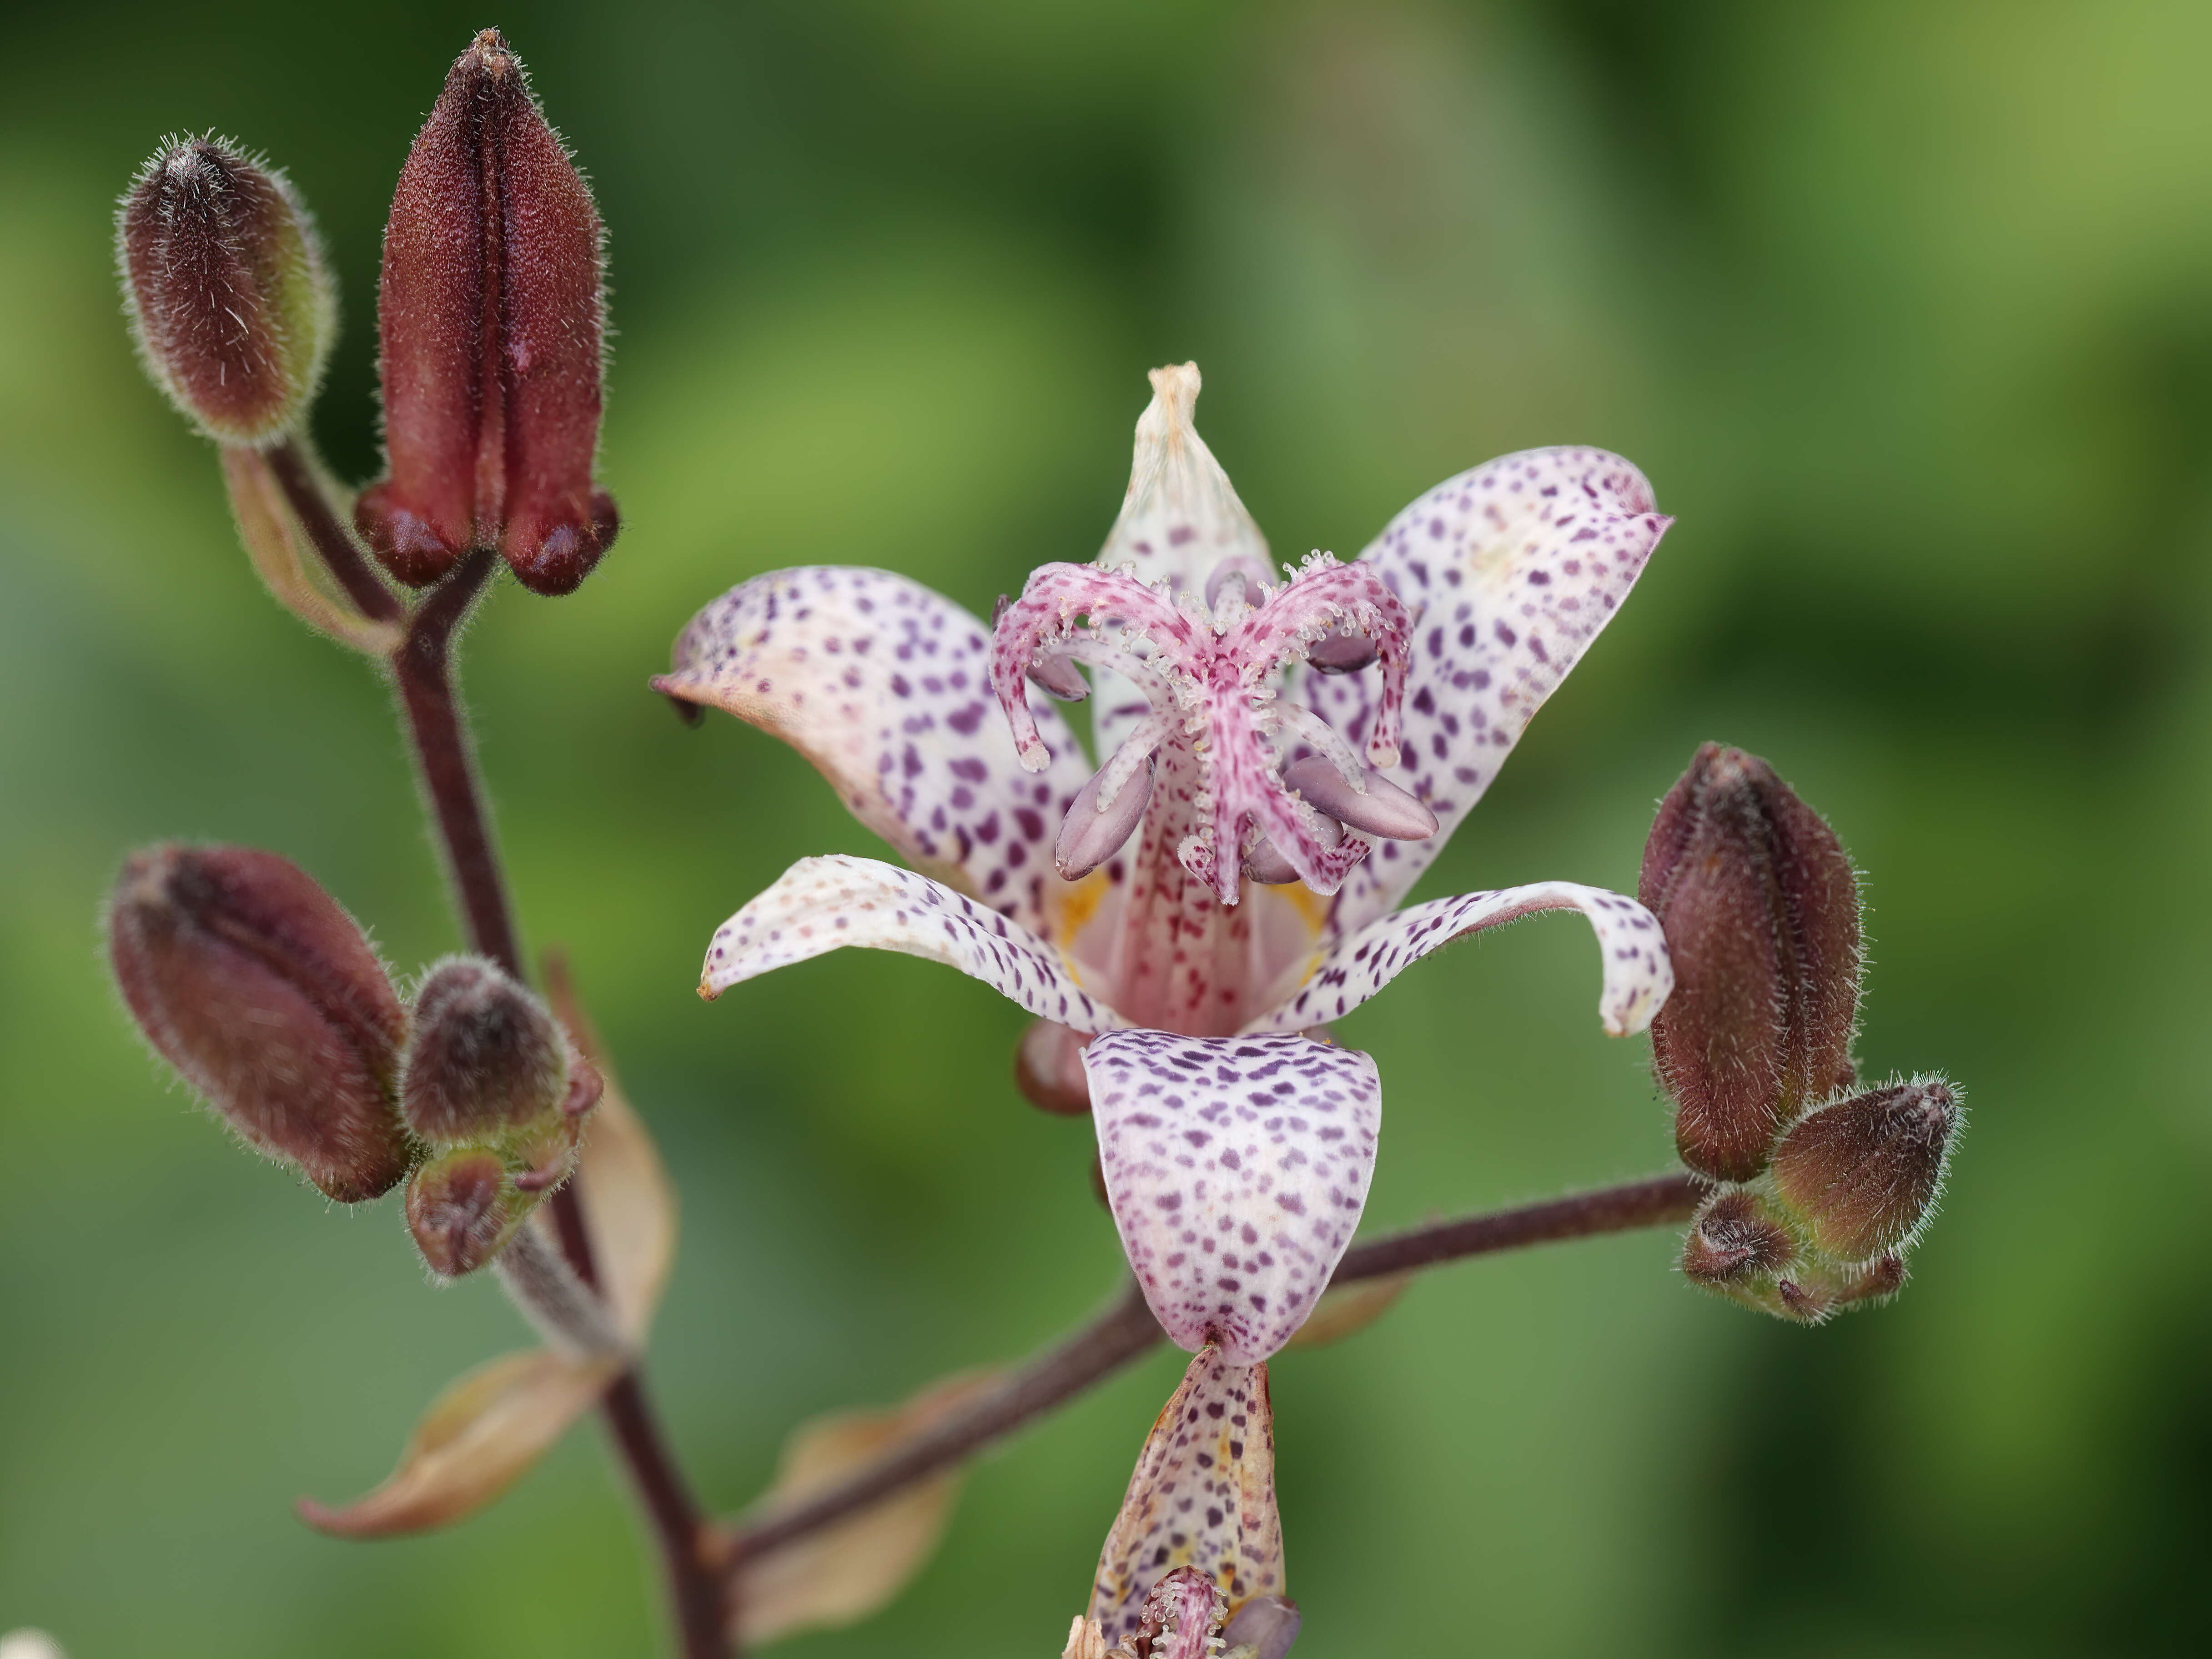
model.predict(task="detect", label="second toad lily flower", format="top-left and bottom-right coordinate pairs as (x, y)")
top-left (661, 362), bottom-right (1674, 1367)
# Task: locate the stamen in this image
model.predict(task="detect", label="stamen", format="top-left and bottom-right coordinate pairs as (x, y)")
top-left (1274, 701), bottom-right (1366, 787)
top-left (1244, 810), bottom-right (1343, 885)
top-left (1282, 755), bottom-right (1439, 841)
top-left (1203, 553), bottom-right (1275, 623)
top-left (1306, 621), bottom-right (1377, 674)
top-left (1058, 754), bottom-right (1156, 880)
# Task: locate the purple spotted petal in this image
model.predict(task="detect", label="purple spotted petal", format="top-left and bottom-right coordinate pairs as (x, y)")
top-left (1086, 1031), bottom-right (1379, 1364)
top-left (701, 855), bottom-right (1124, 1033)
top-left (655, 567), bottom-right (1094, 937)
top-left (1246, 881), bottom-right (1673, 1039)
top-left (1089, 1348), bottom-right (1283, 1645)
top-left (1305, 448), bottom-right (1672, 933)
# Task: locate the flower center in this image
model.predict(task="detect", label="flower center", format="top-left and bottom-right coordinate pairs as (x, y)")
top-left (990, 552), bottom-right (1436, 905)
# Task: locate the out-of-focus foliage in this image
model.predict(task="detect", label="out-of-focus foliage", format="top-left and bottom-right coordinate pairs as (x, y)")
top-left (2, 1), bottom-right (2207, 1654)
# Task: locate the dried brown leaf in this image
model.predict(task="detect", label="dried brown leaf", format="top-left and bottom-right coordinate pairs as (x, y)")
top-left (734, 1370), bottom-right (1003, 1644)
top-left (297, 1347), bottom-right (619, 1537)
top-left (1285, 1272), bottom-right (1411, 1349)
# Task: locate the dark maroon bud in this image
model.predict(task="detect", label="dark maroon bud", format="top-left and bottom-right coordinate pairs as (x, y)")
top-left (1281, 756), bottom-right (1437, 841)
top-left (116, 135), bottom-right (334, 444)
top-left (1015, 1019), bottom-right (1091, 1116)
top-left (1305, 624), bottom-right (1378, 674)
top-left (107, 845), bottom-right (410, 1202)
top-left (1680, 1189), bottom-right (1796, 1285)
top-left (400, 957), bottom-right (573, 1146)
top-left (356, 29), bottom-right (616, 596)
top-left (1640, 743), bottom-right (1863, 1181)
top-left (405, 1147), bottom-right (521, 1277)
top-left (1222, 1594), bottom-right (1302, 1659)
top-left (1772, 1077), bottom-right (1957, 1261)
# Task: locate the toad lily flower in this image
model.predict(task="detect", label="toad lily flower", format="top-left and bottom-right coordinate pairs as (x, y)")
top-left (658, 363), bottom-right (1674, 1631)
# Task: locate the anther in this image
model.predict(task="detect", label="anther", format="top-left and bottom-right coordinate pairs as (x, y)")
top-left (1057, 754), bottom-right (1156, 880)
top-left (1281, 755), bottom-right (1438, 841)
top-left (1306, 624), bottom-right (1379, 674)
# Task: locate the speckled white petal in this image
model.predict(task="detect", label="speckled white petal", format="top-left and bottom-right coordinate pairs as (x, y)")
top-left (655, 567), bottom-right (1095, 938)
top-left (1086, 1031), bottom-right (1379, 1365)
top-left (701, 855), bottom-right (1124, 1034)
top-left (1247, 881), bottom-right (1672, 1039)
top-left (1304, 448), bottom-right (1672, 933)
top-left (1088, 1348), bottom-right (1283, 1647)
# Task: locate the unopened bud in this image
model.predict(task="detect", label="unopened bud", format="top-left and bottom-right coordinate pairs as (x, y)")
top-left (1679, 1189), bottom-right (1796, 1286)
top-left (107, 845), bottom-right (409, 1202)
top-left (356, 29), bottom-right (617, 596)
top-left (1772, 1077), bottom-right (1957, 1261)
top-left (1222, 1595), bottom-right (1302, 1659)
top-left (116, 136), bottom-right (334, 444)
top-left (401, 957), bottom-right (572, 1142)
top-left (1015, 1019), bottom-right (1092, 1115)
top-left (1641, 744), bottom-right (1862, 1181)
top-left (405, 1147), bottom-right (523, 1277)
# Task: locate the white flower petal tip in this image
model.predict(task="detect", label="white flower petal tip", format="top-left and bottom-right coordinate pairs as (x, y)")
top-left (1246, 881), bottom-right (1674, 1039)
top-left (1086, 1030), bottom-right (1380, 1365)
top-left (701, 855), bottom-right (1125, 1034)
top-left (1310, 447), bottom-right (1673, 930)
top-left (659, 567), bottom-right (1095, 935)
top-left (1089, 1348), bottom-right (1283, 1648)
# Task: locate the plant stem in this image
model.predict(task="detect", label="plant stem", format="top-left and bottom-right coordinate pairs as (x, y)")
top-left (281, 493), bottom-right (730, 1658)
top-left (265, 439), bottom-right (406, 626)
top-left (721, 1170), bottom-right (1705, 1570)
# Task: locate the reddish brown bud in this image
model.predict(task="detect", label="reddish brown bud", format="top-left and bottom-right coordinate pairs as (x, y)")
top-left (107, 845), bottom-right (409, 1202)
top-left (400, 957), bottom-right (573, 1145)
top-left (1015, 1019), bottom-right (1092, 1116)
top-left (116, 136), bottom-right (334, 444)
top-left (356, 29), bottom-right (617, 596)
top-left (1772, 1077), bottom-right (1957, 1261)
top-left (404, 1147), bottom-right (522, 1277)
top-left (1679, 1189), bottom-right (1797, 1286)
top-left (1641, 744), bottom-right (1863, 1181)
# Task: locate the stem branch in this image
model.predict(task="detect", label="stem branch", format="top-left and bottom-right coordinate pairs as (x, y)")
top-left (282, 478), bottom-right (730, 1658)
top-left (722, 1170), bottom-right (1704, 1570)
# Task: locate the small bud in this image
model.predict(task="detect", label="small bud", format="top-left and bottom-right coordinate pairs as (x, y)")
top-left (1222, 1596), bottom-right (1302, 1659)
top-left (1015, 1019), bottom-right (1092, 1115)
top-left (400, 957), bottom-right (573, 1145)
top-left (1679, 1189), bottom-right (1796, 1286)
top-left (1641, 744), bottom-right (1863, 1181)
top-left (1771, 1077), bottom-right (1957, 1261)
top-left (116, 135), bottom-right (335, 444)
top-left (405, 1147), bottom-right (523, 1277)
top-left (107, 845), bottom-right (410, 1202)
top-left (356, 29), bottom-right (617, 596)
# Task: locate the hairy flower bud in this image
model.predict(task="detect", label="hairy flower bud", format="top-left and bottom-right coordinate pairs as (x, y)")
top-left (1771, 1076), bottom-right (1957, 1261)
top-left (107, 845), bottom-right (410, 1202)
top-left (356, 29), bottom-right (618, 596)
top-left (1641, 744), bottom-right (1862, 1181)
top-left (402, 957), bottom-right (568, 1141)
top-left (116, 135), bottom-right (335, 444)
top-left (405, 1147), bottom-right (523, 1277)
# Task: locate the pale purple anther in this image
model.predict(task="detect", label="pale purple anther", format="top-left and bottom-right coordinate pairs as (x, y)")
top-left (990, 551), bottom-right (1413, 904)
top-left (1281, 755), bottom-right (1438, 842)
top-left (1057, 754), bottom-right (1156, 880)
top-left (1222, 1595), bottom-right (1301, 1658)
top-left (1305, 623), bottom-right (1378, 674)
top-left (1204, 553), bottom-right (1275, 619)
top-left (1244, 813), bottom-right (1343, 885)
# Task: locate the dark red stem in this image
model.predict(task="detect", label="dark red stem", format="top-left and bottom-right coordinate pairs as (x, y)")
top-left (722, 1171), bottom-right (1705, 1569)
top-left (265, 439), bottom-right (406, 626)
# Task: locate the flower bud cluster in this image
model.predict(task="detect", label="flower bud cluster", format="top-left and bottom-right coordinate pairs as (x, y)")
top-left (1641, 744), bottom-right (1964, 1321)
top-left (108, 845), bottom-right (596, 1276)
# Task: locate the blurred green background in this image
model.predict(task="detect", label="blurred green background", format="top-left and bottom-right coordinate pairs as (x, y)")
top-left (4, 0), bottom-right (2209, 1653)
